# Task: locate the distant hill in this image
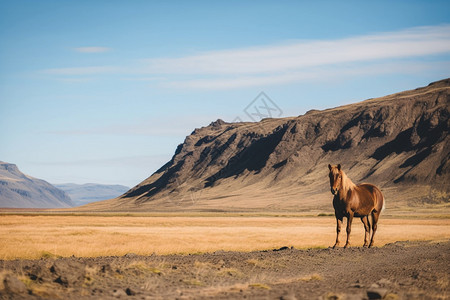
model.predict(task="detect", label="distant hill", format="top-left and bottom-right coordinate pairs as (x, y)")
top-left (0, 161), bottom-right (73, 208)
top-left (81, 79), bottom-right (449, 212)
top-left (55, 183), bottom-right (129, 206)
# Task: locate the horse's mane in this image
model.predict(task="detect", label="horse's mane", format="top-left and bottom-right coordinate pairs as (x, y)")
top-left (340, 169), bottom-right (356, 193)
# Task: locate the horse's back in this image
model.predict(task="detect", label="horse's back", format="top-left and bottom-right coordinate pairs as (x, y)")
top-left (357, 183), bottom-right (384, 212)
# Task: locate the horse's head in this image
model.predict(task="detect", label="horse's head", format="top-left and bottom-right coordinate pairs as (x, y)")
top-left (328, 164), bottom-right (342, 195)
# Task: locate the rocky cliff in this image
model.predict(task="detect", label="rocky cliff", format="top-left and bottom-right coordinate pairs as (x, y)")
top-left (85, 79), bottom-right (449, 212)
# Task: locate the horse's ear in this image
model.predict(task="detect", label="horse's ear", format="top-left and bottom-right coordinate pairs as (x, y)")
top-left (328, 164), bottom-right (332, 171)
top-left (337, 164), bottom-right (341, 171)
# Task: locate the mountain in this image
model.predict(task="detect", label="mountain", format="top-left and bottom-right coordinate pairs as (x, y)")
top-left (0, 162), bottom-right (74, 208)
top-left (82, 79), bottom-right (449, 212)
top-left (55, 183), bottom-right (129, 206)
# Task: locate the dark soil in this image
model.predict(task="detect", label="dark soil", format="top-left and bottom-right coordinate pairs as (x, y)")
top-left (1, 241), bottom-right (448, 300)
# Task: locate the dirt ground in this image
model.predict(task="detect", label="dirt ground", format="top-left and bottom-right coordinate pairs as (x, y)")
top-left (0, 240), bottom-right (448, 300)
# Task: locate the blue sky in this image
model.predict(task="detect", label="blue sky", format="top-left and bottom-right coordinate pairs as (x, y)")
top-left (0, 0), bottom-right (449, 187)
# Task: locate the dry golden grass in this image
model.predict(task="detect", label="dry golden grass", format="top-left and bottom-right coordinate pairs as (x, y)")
top-left (0, 215), bottom-right (449, 259)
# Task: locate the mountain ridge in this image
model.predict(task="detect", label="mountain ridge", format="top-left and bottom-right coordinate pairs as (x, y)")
top-left (81, 79), bottom-right (450, 212)
top-left (55, 183), bottom-right (129, 206)
top-left (0, 161), bottom-right (74, 208)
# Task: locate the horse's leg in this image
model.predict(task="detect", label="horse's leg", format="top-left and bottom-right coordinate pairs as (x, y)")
top-left (333, 215), bottom-right (343, 249)
top-left (361, 216), bottom-right (371, 247)
top-left (369, 211), bottom-right (380, 248)
top-left (344, 212), bottom-right (354, 248)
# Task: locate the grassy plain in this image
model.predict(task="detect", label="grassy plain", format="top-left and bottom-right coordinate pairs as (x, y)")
top-left (0, 213), bottom-right (449, 260)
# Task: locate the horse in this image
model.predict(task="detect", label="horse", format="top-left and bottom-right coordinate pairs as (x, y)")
top-left (328, 164), bottom-right (385, 248)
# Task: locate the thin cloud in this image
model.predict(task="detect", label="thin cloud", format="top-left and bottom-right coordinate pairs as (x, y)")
top-left (41, 25), bottom-right (450, 88)
top-left (30, 155), bottom-right (168, 167)
top-left (42, 66), bottom-right (117, 76)
top-left (134, 24), bottom-right (450, 90)
top-left (164, 60), bottom-right (450, 90)
top-left (144, 24), bottom-right (450, 75)
top-left (74, 47), bottom-right (111, 53)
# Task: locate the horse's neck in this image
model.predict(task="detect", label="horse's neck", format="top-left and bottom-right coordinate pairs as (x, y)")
top-left (340, 172), bottom-right (356, 196)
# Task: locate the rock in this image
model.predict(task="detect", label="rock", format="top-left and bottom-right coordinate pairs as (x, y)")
top-left (101, 264), bottom-right (113, 274)
top-left (350, 279), bottom-right (364, 288)
top-left (210, 119), bottom-right (226, 128)
top-left (3, 274), bottom-right (27, 294)
top-left (367, 287), bottom-right (388, 299)
top-left (280, 292), bottom-right (297, 300)
top-left (113, 289), bottom-right (127, 298)
top-left (376, 278), bottom-right (391, 286)
top-left (125, 287), bottom-right (136, 296)
top-left (50, 260), bottom-right (85, 287)
top-left (124, 253), bottom-right (139, 258)
top-left (322, 293), bottom-right (342, 300)
top-left (273, 246), bottom-right (290, 251)
top-left (26, 264), bottom-right (50, 282)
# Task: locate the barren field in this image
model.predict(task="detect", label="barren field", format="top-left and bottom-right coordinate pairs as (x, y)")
top-left (0, 214), bottom-right (449, 259)
top-left (0, 240), bottom-right (448, 299)
top-left (0, 214), bottom-right (449, 299)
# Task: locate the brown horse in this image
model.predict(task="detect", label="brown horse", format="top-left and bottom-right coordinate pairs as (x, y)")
top-left (328, 164), bottom-right (384, 248)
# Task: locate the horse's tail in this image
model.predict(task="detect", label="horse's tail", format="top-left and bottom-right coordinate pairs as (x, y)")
top-left (375, 186), bottom-right (385, 213)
